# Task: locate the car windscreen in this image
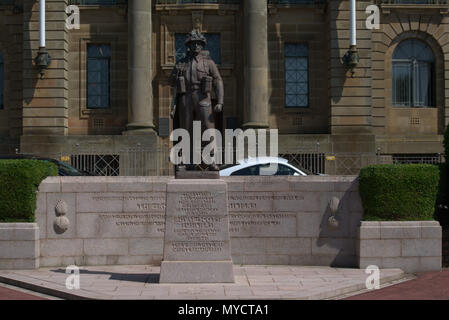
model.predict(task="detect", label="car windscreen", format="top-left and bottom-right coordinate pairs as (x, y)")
top-left (58, 161), bottom-right (84, 175)
top-left (42, 160), bottom-right (84, 176)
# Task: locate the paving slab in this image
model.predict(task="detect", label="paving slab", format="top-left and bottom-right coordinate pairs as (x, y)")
top-left (344, 269), bottom-right (449, 300)
top-left (0, 265), bottom-right (407, 300)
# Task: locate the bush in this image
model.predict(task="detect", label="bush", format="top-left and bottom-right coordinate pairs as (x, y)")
top-left (0, 160), bottom-right (58, 222)
top-left (359, 164), bottom-right (440, 221)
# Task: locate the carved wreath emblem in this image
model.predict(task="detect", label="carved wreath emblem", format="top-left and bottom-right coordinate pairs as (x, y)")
top-left (54, 199), bottom-right (70, 234)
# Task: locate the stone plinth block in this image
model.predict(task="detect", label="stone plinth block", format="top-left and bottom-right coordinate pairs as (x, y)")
top-left (0, 223), bottom-right (39, 270)
top-left (160, 261), bottom-right (234, 283)
top-left (358, 221), bottom-right (442, 273)
top-left (160, 179), bottom-right (234, 283)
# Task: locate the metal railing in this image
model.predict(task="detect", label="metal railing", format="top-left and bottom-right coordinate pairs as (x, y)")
top-left (48, 142), bottom-right (445, 177)
top-left (377, 0), bottom-right (448, 4)
top-left (156, 0), bottom-right (325, 4)
top-left (155, 0), bottom-right (240, 4)
top-left (68, 0), bottom-right (329, 7)
top-left (52, 145), bottom-right (172, 177)
top-left (280, 153), bottom-right (326, 174)
top-left (69, 0), bottom-right (127, 5)
top-left (268, 0), bottom-right (327, 4)
top-left (392, 153), bottom-right (444, 165)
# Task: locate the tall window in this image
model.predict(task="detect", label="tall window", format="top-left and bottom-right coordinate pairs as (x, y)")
top-left (175, 33), bottom-right (221, 64)
top-left (285, 43), bottom-right (309, 108)
top-left (87, 44), bottom-right (111, 109)
top-left (392, 39), bottom-right (435, 108)
top-left (0, 53), bottom-right (3, 109)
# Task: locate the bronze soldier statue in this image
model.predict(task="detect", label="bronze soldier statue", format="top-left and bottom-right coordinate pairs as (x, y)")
top-left (169, 30), bottom-right (224, 171)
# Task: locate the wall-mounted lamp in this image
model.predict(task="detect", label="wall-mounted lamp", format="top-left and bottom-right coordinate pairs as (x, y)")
top-left (35, 0), bottom-right (51, 79)
top-left (343, 0), bottom-right (359, 77)
top-left (35, 47), bottom-right (51, 79)
top-left (343, 45), bottom-right (359, 77)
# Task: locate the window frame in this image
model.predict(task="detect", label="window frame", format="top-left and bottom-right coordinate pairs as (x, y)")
top-left (392, 39), bottom-right (436, 108)
top-left (284, 42), bottom-right (310, 109)
top-left (86, 44), bottom-right (111, 110)
top-left (78, 36), bottom-right (118, 118)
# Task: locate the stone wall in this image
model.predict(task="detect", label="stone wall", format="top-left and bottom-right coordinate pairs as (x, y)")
top-left (67, 5), bottom-right (128, 136)
top-left (0, 176), bottom-right (439, 272)
top-left (329, 0), bottom-right (373, 136)
top-left (0, 2), bottom-right (23, 153)
top-left (268, 7), bottom-right (329, 135)
top-left (358, 221), bottom-right (442, 273)
top-left (373, 5), bottom-right (449, 155)
top-left (34, 175), bottom-right (363, 268)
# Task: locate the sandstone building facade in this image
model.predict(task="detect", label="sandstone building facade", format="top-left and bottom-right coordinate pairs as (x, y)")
top-left (0, 0), bottom-right (447, 175)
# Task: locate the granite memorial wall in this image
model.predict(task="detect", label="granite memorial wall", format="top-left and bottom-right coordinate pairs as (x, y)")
top-left (33, 175), bottom-right (363, 268)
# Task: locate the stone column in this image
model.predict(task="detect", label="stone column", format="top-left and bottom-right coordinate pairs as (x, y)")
top-left (126, 0), bottom-right (155, 133)
top-left (242, 0), bottom-right (269, 129)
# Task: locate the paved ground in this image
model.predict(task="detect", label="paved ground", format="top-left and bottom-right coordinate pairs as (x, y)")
top-left (0, 283), bottom-right (52, 300)
top-left (0, 265), bottom-right (406, 300)
top-left (345, 268), bottom-right (449, 300)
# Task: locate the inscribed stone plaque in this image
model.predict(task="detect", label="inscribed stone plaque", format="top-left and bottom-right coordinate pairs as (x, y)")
top-left (76, 213), bottom-right (165, 238)
top-left (159, 179), bottom-right (234, 283)
top-left (228, 192), bottom-right (273, 212)
top-left (229, 213), bottom-right (297, 237)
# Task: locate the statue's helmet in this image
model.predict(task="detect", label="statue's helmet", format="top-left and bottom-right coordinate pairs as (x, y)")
top-left (184, 30), bottom-right (207, 47)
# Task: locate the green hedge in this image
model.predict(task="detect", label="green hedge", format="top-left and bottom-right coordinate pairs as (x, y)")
top-left (0, 160), bottom-right (58, 222)
top-left (359, 164), bottom-right (440, 221)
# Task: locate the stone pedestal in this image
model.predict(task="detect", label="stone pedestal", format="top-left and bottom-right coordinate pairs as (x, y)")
top-left (159, 180), bottom-right (234, 283)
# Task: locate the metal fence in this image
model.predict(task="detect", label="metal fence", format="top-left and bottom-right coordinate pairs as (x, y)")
top-left (155, 0), bottom-right (240, 4)
top-left (53, 145), bottom-right (172, 177)
top-left (377, 0), bottom-right (448, 4)
top-left (50, 143), bottom-right (445, 177)
top-left (69, 0), bottom-right (127, 4)
top-left (392, 153), bottom-right (444, 165)
top-left (280, 153), bottom-right (326, 174)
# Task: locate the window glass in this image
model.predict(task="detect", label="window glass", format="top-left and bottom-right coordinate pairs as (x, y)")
top-left (175, 33), bottom-right (221, 64)
top-left (285, 43), bottom-right (308, 108)
top-left (87, 44), bottom-right (111, 109)
top-left (392, 39), bottom-right (435, 108)
top-left (230, 165), bottom-right (259, 176)
top-left (276, 164), bottom-right (297, 176)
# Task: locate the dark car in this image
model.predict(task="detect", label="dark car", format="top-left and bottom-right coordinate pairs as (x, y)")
top-left (0, 154), bottom-right (90, 176)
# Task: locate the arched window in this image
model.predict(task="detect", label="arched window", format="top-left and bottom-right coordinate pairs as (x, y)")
top-left (0, 53), bottom-right (3, 109)
top-left (392, 39), bottom-right (435, 108)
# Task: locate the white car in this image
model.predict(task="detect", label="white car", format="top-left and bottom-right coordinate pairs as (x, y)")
top-left (219, 157), bottom-right (308, 176)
